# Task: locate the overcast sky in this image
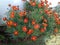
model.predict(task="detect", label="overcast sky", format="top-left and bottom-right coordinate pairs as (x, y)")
top-left (0, 0), bottom-right (60, 24)
top-left (0, 0), bottom-right (24, 17)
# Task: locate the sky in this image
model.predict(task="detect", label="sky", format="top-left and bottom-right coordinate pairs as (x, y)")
top-left (0, 0), bottom-right (60, 24)
top-left (48, 0), bottom-right (60, 7)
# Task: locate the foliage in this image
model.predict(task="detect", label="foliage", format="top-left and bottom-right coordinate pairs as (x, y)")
top-left (2, 0), bottom-right (60, 45)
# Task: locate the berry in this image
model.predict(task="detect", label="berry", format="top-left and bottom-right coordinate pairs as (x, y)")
top-left (42, 23), bottom-right (48, 27)
top-left (23, 11), bottom-right (26, 15)
top-left (34, 24), bottom-right (40, 29)
top-left (22, 26), bottom-right (27, 32)
top-left (12, 6), bottom-right (19, 10)
top-left (10, 14), bottom-right (14, 18)
top-left (13, 22), bottom-right (17, 27)
top-left (6, 20), bottom-right (13, 26)
top-left (38, 4), bottom-right (41, 8)
top-left (24, 18), bottom-right (28, 23)
top-left (10, 12), bottom-right (14, 15)
top-left (43, 19), bottom-right (47, 23)
top-left (27, 29), bottom-right (33, 35)
top-left (14, 31), bottom-right (18, 36)
top-left (40, 28), bottom-right (45, 32)
top-left (19, 12), bottom-right (24, 16)
top-left (31, 36), bottom-right (37, 41)
top-left (31, 2), bottom-right (36, 6)
top-left (9, 20), bottom-right (13, 25)
top-left (3, 17), bottom-right (7, 21)
top-left (31, 20), bottom-right (36, 25)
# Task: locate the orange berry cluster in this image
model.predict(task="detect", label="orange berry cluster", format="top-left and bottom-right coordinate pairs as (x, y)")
top-left (6, 20), bottom-right (17, 27)
top-left (54, 12), bottom-right (60, 25)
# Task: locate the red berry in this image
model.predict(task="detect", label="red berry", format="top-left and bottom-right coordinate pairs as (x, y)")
top-left (27, 29), bottom-right (33, 35)
top-left (43, 19), bottom-right (47, 23)
top-left (6, 21), bottom-right (10, 26)
top-left (10, 14), bottom-right (14, 18)
top-left (38, 4), bottom-right (42, 8)
top-left (10, 12), bottom-right (14, 15)
top-left (14, 30), bottom-right (18, 36)
top-left (31, 36), bottom-right (37, 41)
top-left (12, 6), bottom-right (19, 10)
top-left (13, 23), bottom-right (17, 27)
top-left (42, 23), bottom-right (48, 27)
top-left (7, 20), bottom-right (13, 26)
top-left (24, 18), bottom-right (28, 23)
top-left (40, 28), bottom-right (45, 32)
top-left (22, 26), bottom-right (27, 32)
top-left (31, 2), bottom-right (36, 6)
top-left (44, 10), bottom-right (49, 14)
top-left (3, 17), bottom-right (7, 21)
top-left (19, 12), bottom-right (24, 16)
top-left (34, 24), bottom-right (40, 29)
top-left (31, 20), bottom-right (36, 25)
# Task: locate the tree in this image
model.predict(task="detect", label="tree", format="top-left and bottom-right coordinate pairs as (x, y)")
top-left (3, 0), bottom-right (60, 45)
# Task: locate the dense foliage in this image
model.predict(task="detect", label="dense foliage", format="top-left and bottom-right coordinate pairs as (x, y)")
top-left (2, 0), bottom-right (60, 44)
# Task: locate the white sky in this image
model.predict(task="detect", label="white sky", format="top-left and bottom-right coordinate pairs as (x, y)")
top-left (48, 0), bottom-right (60, 7)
